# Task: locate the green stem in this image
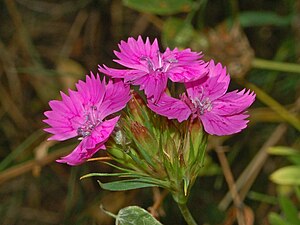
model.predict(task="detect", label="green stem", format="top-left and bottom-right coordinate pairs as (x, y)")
top-left (229, 0), bottom-right (239, 21)
top-left (252, 58), bottom-right (300, 74)
top-left (178, 203), bottom-right (198, 225)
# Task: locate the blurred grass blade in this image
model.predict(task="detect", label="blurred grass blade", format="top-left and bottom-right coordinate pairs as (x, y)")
top-left (267, 146), bottom-right (300, 156)
top-left (247, 191), bottom-right (277, 205)
top-left (238, 11), bottom-right (292, 27)
top-left (268, 212), bottom-right (293, 225)
top-left (252, 58), bottom-right (300, 74)
top-left (0, 130), bottom-right (44, 171)
top-left (123, 0), bottom-right (193, 15)
top-left (243, 81), bottom-right (300, 131)
top-left (278, 195), bottom-right (300, 225)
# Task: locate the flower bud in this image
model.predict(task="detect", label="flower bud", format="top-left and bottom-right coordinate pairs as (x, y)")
top-left (130, 121), bottom-right (151, 142)
top-left (127, 91), bottom-right (147, 122)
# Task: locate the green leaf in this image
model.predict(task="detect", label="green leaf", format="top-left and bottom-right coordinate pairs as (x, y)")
top-left (82, 171), bottom-right (169, 186)
top-left (287, 155), bottom-right (300, 166)
top-left (268, 146), bottom-right (300, 156)
top-left (268, 212), bottom-right (293, 225)
top-left (278, 195), bottom-right (300, 225)
top-left (80, 172), bottom-right (133, 180)
top-left (116, 206), bottom-right (163, 225)
top-left (238, 11), bottom-right (292, 27)
top-left (123, 0), bottom-right (193, 15)
top-left (98, 179), bottom-right (158, 191)
top-left (162, 18), bottom-right (194, 49)
top-left (295, 186), bottom-right (300, 201)
top-left (270, 166), bottom-right (300, 185)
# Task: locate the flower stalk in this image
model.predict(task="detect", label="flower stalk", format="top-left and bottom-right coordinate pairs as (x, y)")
top-left (178, 203), bottom-right (198, 225)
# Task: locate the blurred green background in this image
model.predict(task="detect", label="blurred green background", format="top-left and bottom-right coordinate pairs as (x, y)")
top-left (0, 0), bottom-right (299, 224)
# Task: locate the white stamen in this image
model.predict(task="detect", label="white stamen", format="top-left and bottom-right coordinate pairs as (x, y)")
top-left (140, 53), bottom-right (178, 75)
top-left (193, 97), bottom-right (213, 115)
top-left (77, 105), bottom-right (101, 139)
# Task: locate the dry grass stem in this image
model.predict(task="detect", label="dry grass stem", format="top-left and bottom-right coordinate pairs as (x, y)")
top-left (148, 187), bottom-right (168, 218)
top-left (216, 147), bottom-right (248, 225)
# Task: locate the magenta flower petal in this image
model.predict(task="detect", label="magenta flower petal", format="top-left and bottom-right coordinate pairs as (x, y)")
top-left (96, 80), bottom-right (131, 120)
top-left (99, 36), bottom-right (208, 101)
top-left (43, 91), bottom-right (85, 141)
top-left (44, 73), bottom-right (130, 165)
top-left (75, 73), bottom-right (106, 105)
top-left (148, 93), bottom-right (191, 122)
top-left (163, 48), bottom-right (208, 83)
top-left (98, 65), bottom-right (147, 80)
top-left (200, 112), bottom-right (249, 136)
top-left (91, 116), bottom-right (120, 145)
top-left (55, 140), bottom-right (103, 166)
top-left (56, 116), bottom-right (120, 165)
top-left (213, 89), bottom-right (256, 115)
top-left (186, 60), bottom-right (230, 102)
top-left (134, 72), bottom-right (168, 102)
top-left (113, 36), bottom-right (159, 71)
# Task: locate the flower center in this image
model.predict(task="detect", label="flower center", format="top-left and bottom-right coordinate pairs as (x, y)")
top-left (140, 51), bottom-right (177, 74)
top-left (192, 97), bottom-right (213, 115)
top-left (77, 106), bottom-right (101, 140)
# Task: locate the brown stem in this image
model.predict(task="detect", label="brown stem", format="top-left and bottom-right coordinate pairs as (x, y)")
top-left (148, 188), bottom-right (168, 218)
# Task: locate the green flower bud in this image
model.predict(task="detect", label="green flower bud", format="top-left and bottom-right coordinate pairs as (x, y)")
top-left (107, 92), bottom-right (208, 204)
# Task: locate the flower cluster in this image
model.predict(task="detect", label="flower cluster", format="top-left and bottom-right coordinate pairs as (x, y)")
top-left (44, 36), bottom-right (255, 166)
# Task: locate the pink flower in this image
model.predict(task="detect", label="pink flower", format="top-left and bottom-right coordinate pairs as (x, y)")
top-left (148, 60), bottom-right (255, 136)
top-left (43, 73), bottom-right (130, 165)
top-left (98, 36), bottom-right (208, 101)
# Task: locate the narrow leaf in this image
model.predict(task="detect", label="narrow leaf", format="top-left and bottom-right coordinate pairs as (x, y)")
top-left (278, 195), bottom-right (300, 225)
top-left (98, 179), bottom-right (158, 191)
top-left (267, 146), bottom-right (300, 156)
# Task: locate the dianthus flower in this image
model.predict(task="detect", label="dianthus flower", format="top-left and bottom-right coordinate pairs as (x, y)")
top-left (98, 36), bottom-right (208, 101)
top-left (148, 60), bottom-right (256, 136)
top-left (43, 73), bottom-right (130, 165)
